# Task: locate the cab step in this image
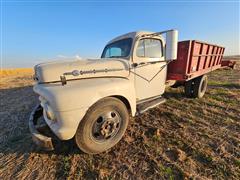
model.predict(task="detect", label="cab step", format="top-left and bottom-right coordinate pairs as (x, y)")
top-left (136, 96), bottom-right (166, 115)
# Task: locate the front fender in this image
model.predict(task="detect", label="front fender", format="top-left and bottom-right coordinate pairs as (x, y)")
top-left (33, 78), bottom-right (136, 140)
top-left (34, 77), bottom-right (136, 113)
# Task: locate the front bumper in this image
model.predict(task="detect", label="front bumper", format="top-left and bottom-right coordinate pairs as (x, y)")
top-left (29, 104), bottom-right (54, 151)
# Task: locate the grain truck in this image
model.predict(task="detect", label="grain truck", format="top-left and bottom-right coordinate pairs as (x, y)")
top-left (29, 30), bottom-right (224, 154)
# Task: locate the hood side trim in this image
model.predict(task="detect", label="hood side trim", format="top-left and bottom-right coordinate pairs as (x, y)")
top-left (63, 68), bottom-right (125, 76)
top-left (38, 76), bottom-right (129, 85)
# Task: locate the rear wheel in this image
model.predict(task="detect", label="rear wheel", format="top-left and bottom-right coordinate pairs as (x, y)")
top-left (75, 97), bottom-right (129, 154)
top-left (184, 80), bottom-right (194, 98)
top-left (184, 75), bottom-right (208, 98)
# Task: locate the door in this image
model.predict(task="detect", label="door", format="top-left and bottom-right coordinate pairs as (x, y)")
top-left (133, 38), bottom-right (167, 101)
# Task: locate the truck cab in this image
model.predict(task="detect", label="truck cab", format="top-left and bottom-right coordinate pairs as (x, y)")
top-left (101, 31), bottom-right (173, 101)
top-left (29, 30), bottom-right (195, 154)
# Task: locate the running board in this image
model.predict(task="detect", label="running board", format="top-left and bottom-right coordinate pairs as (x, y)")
top-left (136, 97), bottom-right (166, 115)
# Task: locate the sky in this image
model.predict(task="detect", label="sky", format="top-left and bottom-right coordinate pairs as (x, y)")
top-left (1, 0), bottom-right (240, 68)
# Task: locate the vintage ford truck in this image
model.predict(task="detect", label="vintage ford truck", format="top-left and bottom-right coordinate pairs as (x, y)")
top-left (30, 29), bottom-right (224, 154)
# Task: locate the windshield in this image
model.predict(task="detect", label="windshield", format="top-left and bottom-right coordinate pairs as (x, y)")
top-left (101, 38), bottom-right (132, 58)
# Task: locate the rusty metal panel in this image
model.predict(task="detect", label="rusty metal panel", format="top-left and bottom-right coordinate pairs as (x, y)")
top-left (167, 40), bottom-right (225, 81)
top-left (167, 40), bottom-right (191, 79)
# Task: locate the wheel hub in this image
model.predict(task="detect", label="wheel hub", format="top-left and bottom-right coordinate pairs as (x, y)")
top-left (100, 120), bottom-right (118, 138)
top-left (92, 110), bottom-right (121, 141)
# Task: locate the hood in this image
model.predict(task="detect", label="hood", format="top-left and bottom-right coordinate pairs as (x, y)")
top-left (34, 58), bottom-right (130, 83)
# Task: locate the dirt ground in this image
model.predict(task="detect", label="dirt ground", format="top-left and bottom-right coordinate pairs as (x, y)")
top-left (0, 62), bottom-right (240, 179)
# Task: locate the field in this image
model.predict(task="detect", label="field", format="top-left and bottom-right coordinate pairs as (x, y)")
top-left (0, 62), bottom-right (240, 179)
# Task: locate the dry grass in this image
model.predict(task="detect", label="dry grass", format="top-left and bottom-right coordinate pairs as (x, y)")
top-left (0, 68), bottom-right (33, 77)
top-left (0, 62), bottom-right (239, 179)
top-left (0, 68), bottom-right (34, 89)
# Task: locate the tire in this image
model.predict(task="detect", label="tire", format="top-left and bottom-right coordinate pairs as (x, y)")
top-left (75, 97), bottom-right (129, 154)
top-left (192, 75), bottom-right (208, 98)
top-left (184, 80), bottom-right (194, 98)
top-left (184, 75), bottom-right (208, 98)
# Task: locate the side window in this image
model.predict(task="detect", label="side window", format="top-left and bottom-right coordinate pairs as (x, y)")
top-left (136, 39), bottom-right (163, 58)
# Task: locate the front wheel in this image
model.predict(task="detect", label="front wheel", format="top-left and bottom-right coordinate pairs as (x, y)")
top-left (75, 97), bottom-right (129, 154)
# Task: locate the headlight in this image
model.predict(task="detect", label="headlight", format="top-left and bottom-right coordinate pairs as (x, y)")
top-left (39, 96), bottom-right (55, 121)
top-left (44, 103), bottom-right (55, 121)
top-left (39, 96), bottom-right (47, 104)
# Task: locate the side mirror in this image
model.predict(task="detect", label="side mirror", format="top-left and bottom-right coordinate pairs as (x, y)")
top-left (166, 30), bottom-right (178, 61)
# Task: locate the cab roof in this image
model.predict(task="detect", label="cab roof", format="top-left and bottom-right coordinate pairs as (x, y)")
top-left (107, 31), bottom-right (154, 44)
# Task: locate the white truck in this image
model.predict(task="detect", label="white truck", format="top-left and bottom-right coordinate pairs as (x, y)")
top-left (29, 29), bottom-right (224, 154)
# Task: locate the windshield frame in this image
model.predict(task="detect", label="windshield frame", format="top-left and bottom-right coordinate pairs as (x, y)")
top-left (101, 38), bottom-right (133, 59)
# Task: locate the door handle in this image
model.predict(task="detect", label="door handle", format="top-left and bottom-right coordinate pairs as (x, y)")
top-left (132, 63), bottom-right (138, 68)
top-left (139, 62), bottom-right (146, 65)
top-left (131, 62), bottom-right (149, 68)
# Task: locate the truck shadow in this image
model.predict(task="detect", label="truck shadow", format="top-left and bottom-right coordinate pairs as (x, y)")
top-left (0, 85), bottom-right (84, 178)
top-left (163, 88), bottom-right (185, 99)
